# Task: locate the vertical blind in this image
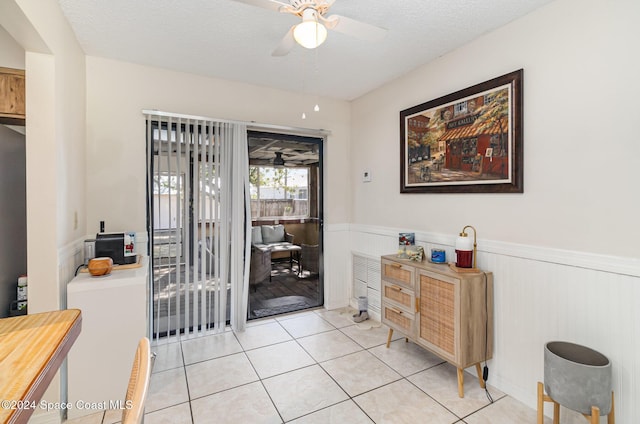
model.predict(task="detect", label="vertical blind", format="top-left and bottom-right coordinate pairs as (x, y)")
top-left (145, 112), bottom-right (250, 341)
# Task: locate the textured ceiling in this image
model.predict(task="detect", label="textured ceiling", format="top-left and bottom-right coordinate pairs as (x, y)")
top-left (58, 0), bottom-right (554, 100)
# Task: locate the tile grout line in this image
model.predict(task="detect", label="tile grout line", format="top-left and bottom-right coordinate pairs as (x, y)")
top-left (286, 312), bottom-right (369, 423)
top-left (249, 312), bottom-right (344, 423)
top-left (148, 309), bottom-right (499, 424)
top-left (305, 312), bottom-right (494, 423)
top-left (181, 338), bottom-right (196, 424)
top-left (230, 325), bottom-right (287, 423)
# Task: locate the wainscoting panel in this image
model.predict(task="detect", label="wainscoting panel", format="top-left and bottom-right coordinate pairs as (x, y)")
top-left (323, 224), bottom-right (350, 310)
top-left (58, 237), bottom-right (85, 310)
top-left (345, 224), bottom-right (639, 423)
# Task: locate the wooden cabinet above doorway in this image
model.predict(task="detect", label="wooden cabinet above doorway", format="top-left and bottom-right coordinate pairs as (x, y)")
top-left (0, 67), bottom-right (26, 125)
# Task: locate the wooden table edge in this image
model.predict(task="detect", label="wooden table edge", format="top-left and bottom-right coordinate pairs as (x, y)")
top-left (6, 309), bottom-right (82, 424)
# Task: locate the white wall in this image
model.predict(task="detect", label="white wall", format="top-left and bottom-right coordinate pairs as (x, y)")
top-left (85, 56), bottom-right (352, 235)
top-left (85, 57), bottom-right (352, 309)
top-left (0, 25), bottom-right (24, 69)
top-left (351, 0), bottom-right (640, 259)
top-left (349, 0), bottom-right (640, 422)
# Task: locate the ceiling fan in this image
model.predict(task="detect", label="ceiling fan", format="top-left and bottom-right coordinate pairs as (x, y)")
top-left (273, 151), bottom-right (286, 167)
top-left (232, 0), bottom-right (387, 56)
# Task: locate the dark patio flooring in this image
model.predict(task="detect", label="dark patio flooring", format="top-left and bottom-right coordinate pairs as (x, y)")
top-left (249, 259), bottom-right (321, 319)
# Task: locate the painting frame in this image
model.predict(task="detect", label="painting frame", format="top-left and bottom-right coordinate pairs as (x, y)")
top-left (400, 69), bottom-right (523, 193)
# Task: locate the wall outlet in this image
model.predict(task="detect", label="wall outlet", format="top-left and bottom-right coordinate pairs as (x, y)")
top-left (363, 170), bottom-right (372, 182)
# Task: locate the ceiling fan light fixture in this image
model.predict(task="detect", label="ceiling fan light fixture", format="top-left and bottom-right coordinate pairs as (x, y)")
top-left (293, 9), bottom-right (327, 49)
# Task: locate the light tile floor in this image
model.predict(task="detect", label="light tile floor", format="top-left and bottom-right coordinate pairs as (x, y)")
top-left (65, 307), bottom-right (593, 424)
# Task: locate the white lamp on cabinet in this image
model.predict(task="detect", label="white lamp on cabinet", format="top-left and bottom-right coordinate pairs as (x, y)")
top-left (455, 225), bottom-right (477, 268)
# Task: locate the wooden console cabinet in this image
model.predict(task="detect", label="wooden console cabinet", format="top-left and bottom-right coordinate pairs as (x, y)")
top-left (381, 254), bottom-right (493, 397)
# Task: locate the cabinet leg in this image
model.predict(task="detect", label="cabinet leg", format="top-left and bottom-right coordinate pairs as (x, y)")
top-left (475, 363), bottom-right (486, 389)
top-left (457, 368), bottom-right (464, 398)
top-left (386, 328), bottom-right (393, 348)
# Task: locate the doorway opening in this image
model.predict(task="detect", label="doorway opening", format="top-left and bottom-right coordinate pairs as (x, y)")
top-left (247, 131), bottom-right (323, 319)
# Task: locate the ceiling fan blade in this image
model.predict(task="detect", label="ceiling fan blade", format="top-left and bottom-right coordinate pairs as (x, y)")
top-left (323, 14), bottom-right (387, 41)
top-left (230, 0), bottom-right (290, 13)
top-left (272, 26), bottom-right (296, 56)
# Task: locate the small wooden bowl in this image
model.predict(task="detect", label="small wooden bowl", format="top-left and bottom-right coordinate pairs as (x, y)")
top-left (88, 257), bottom-right (113, 276)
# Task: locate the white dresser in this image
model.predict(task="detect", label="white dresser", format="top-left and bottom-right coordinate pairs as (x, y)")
top-left (66, 257), bottom-right (148, 419)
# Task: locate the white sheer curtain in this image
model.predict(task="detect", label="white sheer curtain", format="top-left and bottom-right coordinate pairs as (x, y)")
top-left (145, 111), bottom-right (250, 340)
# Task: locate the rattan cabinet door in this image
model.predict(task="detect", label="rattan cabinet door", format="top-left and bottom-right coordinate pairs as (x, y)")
top-left (417, 271), bottom-right (459, 363)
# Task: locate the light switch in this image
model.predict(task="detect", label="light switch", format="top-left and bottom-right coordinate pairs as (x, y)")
top-left (363, 170), bottom-right (372, 182)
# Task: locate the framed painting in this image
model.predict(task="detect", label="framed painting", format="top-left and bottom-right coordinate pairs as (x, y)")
top-left (400, 69), bottom-right (523, 193)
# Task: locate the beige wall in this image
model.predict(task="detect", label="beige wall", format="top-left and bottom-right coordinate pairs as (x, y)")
top-left (350, 0), bottom-right (640, 258)
top-left (85, 57), bottom-right (351, 237)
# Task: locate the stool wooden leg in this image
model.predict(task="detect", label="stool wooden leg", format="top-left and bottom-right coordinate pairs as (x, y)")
top-left (386, 328), bottom-right (393, 348)
top-left (537, 382), bottom-right (544, 424)
top-left (457, 367), bottom-right (464, 398)
top-left (475, 363), bottom-right (486, 389)
top-left (537, 381), bottom-right (560, 424)
top-left (608, 391), bottom-right (615, 424)
top-left (590, 406), bottom-right (600, 424)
